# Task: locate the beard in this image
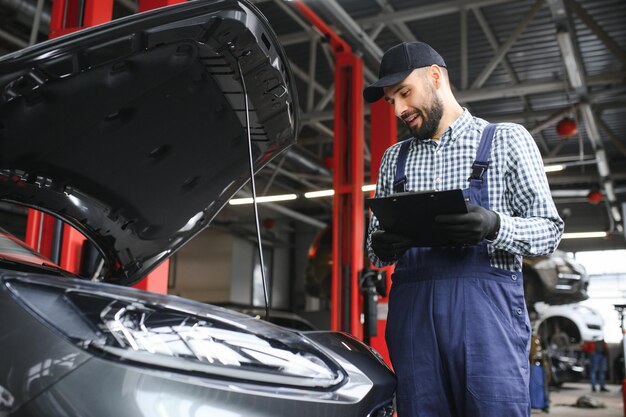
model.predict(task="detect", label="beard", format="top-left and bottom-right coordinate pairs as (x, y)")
top-left (407, 90), bottom-right (444, 141)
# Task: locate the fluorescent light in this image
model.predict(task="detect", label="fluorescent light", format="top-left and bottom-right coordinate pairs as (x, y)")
top-left (544, 164), bottom-right (565, 172)
top-left (304, 185), bottom-right (376, 198)
top-left (561, 231), bottom-right (608, 239)
top-left (229, 194), bottom-right (297, 205)
top-left (305, 189), bottom-right (334, 198)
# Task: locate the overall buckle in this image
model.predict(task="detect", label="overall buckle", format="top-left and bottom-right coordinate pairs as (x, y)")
top-left (468, 162), bottom-right (489, 181)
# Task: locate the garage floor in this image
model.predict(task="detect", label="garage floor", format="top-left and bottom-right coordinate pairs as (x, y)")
top-left (533, 382), bottom-right (623, 416)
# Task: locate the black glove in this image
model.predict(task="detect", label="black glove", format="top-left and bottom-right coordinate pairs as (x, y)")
top-left (370, 230), bottom-right (414, 262)
top-left (434, 204), bottom-right (500, 245)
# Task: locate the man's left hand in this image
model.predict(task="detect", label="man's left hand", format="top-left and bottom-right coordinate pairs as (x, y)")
top-left (434, 204), bottom-right (500, 245)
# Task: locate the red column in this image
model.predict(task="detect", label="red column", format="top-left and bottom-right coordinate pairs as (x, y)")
top-left (138, 0), bottom-right (185, 13)
top-left (25, 211), bottom-right (57, 259)
top-left (368, 99), bottom-right (398, 366)
top-left (48, 0), bottom-right (113, 39)
top-left (133, 261), bottom-right (170, 292)
top-left (292, 1), bottom-right (365, 338)
top-left (58, 224), bottom-right (86, 274)
top-left (331, 52), bottom-right (365, 337)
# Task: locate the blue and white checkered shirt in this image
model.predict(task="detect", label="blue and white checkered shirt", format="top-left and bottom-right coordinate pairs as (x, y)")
top-left (367, 109), bottom-right (564, 272)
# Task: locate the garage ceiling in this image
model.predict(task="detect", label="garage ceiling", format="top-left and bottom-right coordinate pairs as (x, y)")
top-left (1, 0), bottom-right (625, 252)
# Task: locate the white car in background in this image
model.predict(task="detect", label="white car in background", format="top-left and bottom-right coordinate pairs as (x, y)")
top-left (534, 302), bottom-right (604, 347)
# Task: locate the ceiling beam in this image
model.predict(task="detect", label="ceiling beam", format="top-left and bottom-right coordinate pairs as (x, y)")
top-left (28, 0), bottom-right (44, 45)
top-left (279, 0), bottom-right (518, 47)
top-left (374, 0), bottom-right (419, 43)
top-left (472, 6), bottom-right (551, 153)
top-left (306, 37), bottom-right (318, 111)
top-left (471, 0), bottom-right (545, 89)
top-left (594, 112), bottom-right (626, 159)
top-left (0, 28), bottom-right (28, 49)
top-left (460, 7), bottom-right (469, 89)
top-left (458, 72), bottom-right (625, 102)
top-left (301, 74), bottom-right (625, 123)
top-left (473, 8), bottom-right (523, 88)
top-left (303, 0), bottom-right (384, 70)
top-left (564, 0), bottom-right (626, 68)
top-left (356, 0), bottom-right (517, 28)
top-left (547, 169), bottom-right (626, 185)
top-left (548, 0), bottom-right (622, 230)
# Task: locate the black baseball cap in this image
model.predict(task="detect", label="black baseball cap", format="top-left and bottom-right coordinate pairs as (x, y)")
top-left (363, 41), bottom-right (446, 103)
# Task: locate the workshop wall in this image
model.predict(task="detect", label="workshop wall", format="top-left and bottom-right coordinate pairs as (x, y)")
top-left (169, 228), bottom-right (233, 302)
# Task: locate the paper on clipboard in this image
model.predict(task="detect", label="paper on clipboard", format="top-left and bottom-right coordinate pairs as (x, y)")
top-left (366, 189), bottom-right (468, 247)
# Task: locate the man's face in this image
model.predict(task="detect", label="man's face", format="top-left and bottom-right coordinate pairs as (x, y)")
top-left (383, 68), bottom-right (443, 141)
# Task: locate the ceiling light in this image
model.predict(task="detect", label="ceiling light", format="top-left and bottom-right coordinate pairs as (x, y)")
top-left (561, 231), bottom-right (608, 239)
top-left (229, 194), bottom-right (297, 205)
top-left (305, 190), bottom-right (334, 198)
top-left (304, 185), bottom-right (377, 199)
top-left (544, 164), bottom-right (565, 172)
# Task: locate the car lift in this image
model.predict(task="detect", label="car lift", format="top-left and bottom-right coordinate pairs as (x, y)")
top-left (293, 2), bottom-right (396, 363)
top-left (368, 100), bottom-right (397, 364)
top-left (292, 1), bottom-right (365, 340)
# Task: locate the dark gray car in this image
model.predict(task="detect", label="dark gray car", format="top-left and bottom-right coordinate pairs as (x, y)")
top-left (0, 1), bottom-right (396, 416)
top-left (523, 250), bottom-right (589, 309)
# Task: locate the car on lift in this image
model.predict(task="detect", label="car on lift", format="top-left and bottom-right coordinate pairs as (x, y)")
top-left (523, 250), bottom-right (589, 310)
top-left (533, 302), bottom-right (601, 387)
top-left (533, 302), bottom-right (604, 348)
top-left (0, 2), bottom-right (396, 416)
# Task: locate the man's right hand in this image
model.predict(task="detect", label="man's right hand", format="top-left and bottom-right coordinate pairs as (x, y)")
top-left (370, 230), bottom-right (414, 262)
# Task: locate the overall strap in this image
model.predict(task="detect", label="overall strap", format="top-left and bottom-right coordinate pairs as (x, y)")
top-left (393, 138), bottom-right (413, 193)
top-left (468, 124), bottom-right (497, 181)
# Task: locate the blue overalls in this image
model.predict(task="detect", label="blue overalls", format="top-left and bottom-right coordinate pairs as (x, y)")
top-left (386, 125), bottom-right (531, 417)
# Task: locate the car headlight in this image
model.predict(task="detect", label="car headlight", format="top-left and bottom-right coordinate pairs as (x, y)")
top-left (5, 276), bottom-right (345, 389)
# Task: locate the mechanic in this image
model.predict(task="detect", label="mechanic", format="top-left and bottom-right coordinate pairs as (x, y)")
top-left (363, 41), bottom-right (564, 417)
top-left (582, 337), bottom-right (610, 392)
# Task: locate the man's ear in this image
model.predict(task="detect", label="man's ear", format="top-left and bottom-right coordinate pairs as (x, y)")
top-left (429, 65), bottom-right (443, 89)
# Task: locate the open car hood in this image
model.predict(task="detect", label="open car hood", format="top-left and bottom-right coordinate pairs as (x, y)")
top-left (0, 0), bottom-right (298, 285)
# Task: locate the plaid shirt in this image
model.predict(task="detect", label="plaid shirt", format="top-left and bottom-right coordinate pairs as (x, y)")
top-left (367, 110), bottom-right (564, 272)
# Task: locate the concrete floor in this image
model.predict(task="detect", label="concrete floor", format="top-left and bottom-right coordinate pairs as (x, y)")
top-left (532, 382), bottom-right (623, 416)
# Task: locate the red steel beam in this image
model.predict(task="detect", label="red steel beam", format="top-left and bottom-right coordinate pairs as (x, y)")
top-left (291, 2), bottom-right (351, 54)
top-left (368, 98), bottom-right (398, 366)
top-left (25, 210), bottom-right (56, 259)
top-left (293, 1), bottom-right (365, 337)
top-left (139, 0), bottom-right (184, 13)
top-left (334, 52), bottom-right (364, 337)
top-left (49, 0), bottom-right (113, 39)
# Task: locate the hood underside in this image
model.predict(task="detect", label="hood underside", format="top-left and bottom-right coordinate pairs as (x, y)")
top-left (0, 0), bottom-right (298, 285)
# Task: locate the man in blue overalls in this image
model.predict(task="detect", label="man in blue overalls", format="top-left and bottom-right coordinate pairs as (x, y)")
top-left (363, 42), bottom-right (564, 417)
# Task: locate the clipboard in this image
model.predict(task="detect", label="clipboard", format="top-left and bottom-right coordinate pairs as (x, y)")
top-left (366, 189), bottom-right (468, 247)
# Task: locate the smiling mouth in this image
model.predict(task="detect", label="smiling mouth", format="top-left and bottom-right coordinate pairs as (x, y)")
top-left (403, 112), bottom-right (421, 126)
